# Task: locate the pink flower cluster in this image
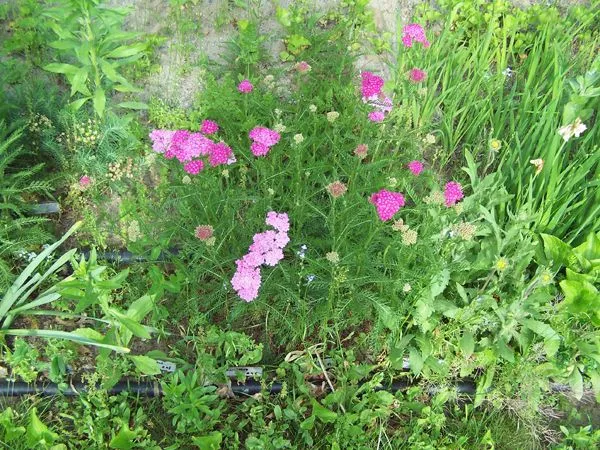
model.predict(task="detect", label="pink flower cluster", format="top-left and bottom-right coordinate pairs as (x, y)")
top-left (409, 68), bottom-right (427, 83)
top-left (361, 71), bottom-right (393, 123)
top-left (201, 120), bottom-right (219, 135)
top-left (361, 71), bottom-right (384, 100)
top-left (149, 122), bottom-right (235, 175)
top-left (231, 212), bottom-right (290, 302)
top-left (444, 182), bottom-right (464, 207)
top-left (407, 160), bottom-right (424, 176)
top-left (402, 24), bottom-right (430, 48)
top-left (370, 189), bottom-right (406, 221)
top-left (238, 79), bottom-right (253, 93)
top-left (249, 127), bottom-right (281, 157)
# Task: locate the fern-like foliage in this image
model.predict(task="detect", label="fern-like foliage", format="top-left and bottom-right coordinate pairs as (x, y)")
top-left (0, 123), bottom-right (54, 291)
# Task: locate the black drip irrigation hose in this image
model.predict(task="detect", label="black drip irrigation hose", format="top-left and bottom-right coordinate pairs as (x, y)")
top-left (80, 248), bottom-right (180, 265)
top-left (0, 379), bottom-right (477, 398)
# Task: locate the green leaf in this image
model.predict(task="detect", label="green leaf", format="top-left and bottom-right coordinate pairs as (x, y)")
top-left (568, 368), bottom-right (583, 400)
top-left (192, 432), bottom-right (223, 449)
top-left (541, 233), bottom-right (574, 268)
top-left (431, 269), bottom-right (450, 298)
top-left (96, 269), bottom-right (130, 290)
top-left (109, 424), bottom-right (137, 449)
top-left (311, 399), bottom-right (337, 423)
top-left (105, 43), bottom-right (146, 59)
top-left (521, 319), bottom-right (561, 357)
top-left (43, 63), bottom-right (79, 75)
top-left (460, 331), bottom-right (475, 356)
top-left (93, 87), bottom-right (106, 117)
top-left (70, 68), bottom-right (90, 96)
top-left (409, 346), bottom-right (424, 376)
top-left (117, 101), bottom-right (148, 110)
top-left (2, 329), bottom-right (130, 353)
top-left (130, 355), bottom-right (160, 375)
top-left (589, 370), bottom-right (600, 402)
top-left (70, 97), bottom-right (90, 111)
top-left (495, 339), bottom-right (514, 362)
top-left (560, 279), bottom-right (600, 322)
top-left (26, 408), bottom-right (58, 447)
top-left (109, 309), bottom-right (151, 339)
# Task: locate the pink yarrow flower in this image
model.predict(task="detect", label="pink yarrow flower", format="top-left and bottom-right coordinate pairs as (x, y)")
top-left (368, 111), bottom-right (385, 123)
top-left (361, 71), bottom-right (385, 100)
top-left (184, 160), bottom-right (204, 175)
top-left (407, 160), bottom-right (424, 176)
top-left (369, 189), bottom-right (406, 221)
top-left (249, 127), bottom-right (281, 157)
top-left (201, 120), bottom-right (219, 135)
top-left (195, 225), bottom-right (214, 241)
top-left (149, 129), bottom-right (175, 154)
top-left (402, 23), bottom-right (430, 48)
top-left (232, 211), bottom-right (290, 302)
top-left (79, 175), bottom-right (91, 189)
top-left (409, 68), bottom-right (427, 83)
top-left (209, 142), bottom-right (233, 167)
top-left (444, 181), bottom-right (464, 207)
top-left (238, 79), bottom-right (253, 93)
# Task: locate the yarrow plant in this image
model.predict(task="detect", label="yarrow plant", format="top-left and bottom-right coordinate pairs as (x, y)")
top-left (401, 23), bottom-right (430, 48)
top-left (249, 127), bottom-right (281, 156)
top-left (231, 212), bottom-right (290, 302)
top-left (444, 182), bottom-right (464, 207)
top-left (369, 189), bottom-right (406, 221)
top-left (407, 160), bottom-right (424, 176)
top-left (149, 129), bottom-right (235, 175)
top-left (360, 71), bottom-right (393, 122)
top-left (238, 79), bottom-right (253, 93)
top-left (409, 68), bottom-right (427, 83)
top-left (200, 120), bottom-right (219, 135)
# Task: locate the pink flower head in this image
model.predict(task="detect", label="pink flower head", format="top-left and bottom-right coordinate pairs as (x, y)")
top-left (149, 129), bottom-right (175, 154)
top-left (209, 142), bottom-right (233, 167)
top-left (266, 211), bottom-right (290, 233)
top-left (368, 111), bottom-right (385, 123)
top-left (201, 120), bottom-right (219, 135)
top-left (181, 132), bottom-right (214, 161)
top-left (170, 130), bottom-right (192, 162)
top-left (232, 211), bottom-right (290, 301)
top-left (361, 71), bottom-right (384, 99)
top-left (251, 142), bottom-right (270, 157)
top-left (249, 127), bottom-right (281, 147)
top-left (407, 160), bottom-right (424, 176)
top-left (238, 79), bottom-right (253, 93)
top-left (354, 144), bottom-right (368, 159)
top-left (369, 189), bottom-right (406, 221)
top-left (402, 24), bottom-right (430, 48)
top-left (231, 260), bottom-right (262, 302)
top-left (195, 225), bottom-right (214, 241)
top-left (79, 175), bottom-right (91, 188)
top-left (409, 68), bottom-right (427, 83)
top-left (444, 181), bottom-right (464, 207)
top-left (295, 61), bottom-right (311, 73)
top-left (183, 160), bottom-right (204, 175)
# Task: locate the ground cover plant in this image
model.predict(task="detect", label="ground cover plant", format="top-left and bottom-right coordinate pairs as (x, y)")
top-left (0, 0), bottom-right (599, 448)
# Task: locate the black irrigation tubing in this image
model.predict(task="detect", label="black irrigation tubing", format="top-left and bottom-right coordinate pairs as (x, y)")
top-left (0, 379), bottom-right (478, 398)
top-left (28, 202), bottom-right (61, 215)
top-left (80, 248), bottom-right (181, 265)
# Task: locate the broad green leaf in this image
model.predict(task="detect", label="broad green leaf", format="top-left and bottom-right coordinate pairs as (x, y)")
top-left (106, 43), bottom-right (146, 59)
top-left (130, 355), bottom-right (160, 375)
top-left (496, 339), bottom-right (514, 362)
top-left (109, 424), bottom-right (137, 450)
top-left (26, 408), bottom-right (58, 447)
top-left (113, 84), bottom-right (143, 93)
top-left (409, 346), bottom-right (424, 376)
top-left (192, 433), bottom-right (223, 450)
top-left (48, 39), bottom-right (78, 50)
top-left (117, 101), bottom-right (148, 110)
top-left (589, 370), bottom-right (600, 402)
top-left (431, 269), bottom-right (450, 298)
top-left (541, 233), bottom-right (574, 268)
top-left (568, 368), bottom-right (583, 400)
top-left (460, 331), bottom-right (475, 356)
top-left (311, 399), bottom-right (337, 423)
top-left (70, 68), bottom-right (90, 97)
top-left (126, 295), bottom-right (154, 321)
top-left (43, 63), bottom-right (79, 75)
top-left (96, 269), bottom-right (130, 290)
top-left (1, 329), bottom-right (129, 352)
top-left (93, 87), bottom-right (106, 117)
top-left (521, 319), bottom-right (561, 357)
top-left (70, 97), bottom-right (90, 111)
top-left (560, 279), bottom-right (600, 316)
top-left (109, 309), bottom-right (151, 339)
